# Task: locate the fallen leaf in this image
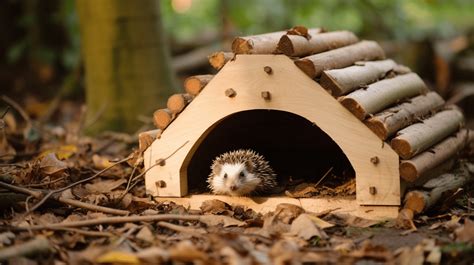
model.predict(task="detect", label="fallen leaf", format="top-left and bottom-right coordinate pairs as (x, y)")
top-left (136, 247), bottom-right (169, 263)
top-left (454, 218), bottom-right (474, 243)
top-left (96, 251), bottom-right (140, 264)
top-left (274, 203), bottom-right (304, 224)
top-left (200, 214), bottom-right (246, 227)
top-left (334, 213), bottom-right (381, 228)
top-left (136, 226), bottom-right (155, 243)
top-left (85, 178), bottom-right (126, 193)
top-left (168, 240), bottom-right (208, 263)
top-left (200, 199), bottom-right (232, 215)
top-left (288, 213), bottom-right (328, 240)
top-left (39, 144), bottom-right (78, 160)
top-left (285, 183), bottom-right (317, 198)
top-left (39, 153), bottom-right (68, 176)
top-left (92, 154), bottom-right (114, 169)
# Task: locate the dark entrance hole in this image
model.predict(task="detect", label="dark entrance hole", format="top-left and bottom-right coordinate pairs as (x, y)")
top-left (186, 110), bottom-right (355, 194)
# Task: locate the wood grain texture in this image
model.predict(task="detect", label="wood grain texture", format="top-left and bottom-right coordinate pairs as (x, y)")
top-left (340, 73), bottom-right (428, 120)
top-left (144, 55), bottom-right (400, 206)
top-left (391, 107), bottom-right (465, 159)
top-left (365, 92), bottom-right (445, 140)
top-left (320, 59), bottom-right (398, 96)
top-left (294, 41), bottom-right (386, 78)
top-left (155, 195), bottom-right (399, 220)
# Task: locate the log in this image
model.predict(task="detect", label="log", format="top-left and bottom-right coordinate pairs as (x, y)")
top-left (153, 109), bottom-right (175, 130)
top-left (320, 59), bottom-right (398, 96)
top-left (232, 27), bottom-right (316, 54)
top-left (294, 40), bottom-right (386, 78)
top-left (340, 73), bottom-right (428, 120)
top-left (138, 129), bottom-right (162, 153)
top-left (391, 107), bottom-right (465, 159)
top-left (400, 129), bottom-right (473, 182)
top-left (208, 52), bottom-right (234, 70)
top-left (365, 92), bottom-right (445, 140)
top-left (404, 162), bottom-right (474, 214)
top-left (277, 30), bottom-right (358, 57)
top-left (184, 75), bottom-right (214, 96)
top-left (167, 93), bottom-right (193, 114)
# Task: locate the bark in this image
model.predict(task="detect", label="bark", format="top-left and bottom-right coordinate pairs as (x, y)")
top-left (404, 162), bottom-right (474, 214)
top-left (153, 109), bottom-right (175, 130)
top-left (365, 92), bottom-right (445, 140)
top-left (138, 129), bottom-right (161, 153)
top-left (76, 0), bottom-right (176, 134)
top-left (340, 73), bottom-right (428, 120)
top-left (208, 51), bottom-right (234, 70)
top-left (167, 93), bottom-right (193, 114)
top-left (400, 129), bottom-right (473, 182)
top-left (320, 59), bottom-right (397, 96)
top-left (231, 26), bottom-right (312, 54)
top-left (391, 107), bottom-right (465, 159)
top-left (277, 30), bottom-right (358, 57)
top-left (184, 75), bottom-right (214, 96)
top-left (294, 41), bottom-right (386, 78)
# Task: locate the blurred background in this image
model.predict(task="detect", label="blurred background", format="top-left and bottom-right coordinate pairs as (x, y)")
top-left (1, 0), bottom-right (473, 135)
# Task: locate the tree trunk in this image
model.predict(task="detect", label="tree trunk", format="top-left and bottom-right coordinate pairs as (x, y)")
top-left (76, 0), bottom-right (176, 134)
top-left (340, 73), bottom-right (427, 120)
top-left (365, 92), bottom-right (445, 140)
top-left (391, 107), bottom-right (465, 159)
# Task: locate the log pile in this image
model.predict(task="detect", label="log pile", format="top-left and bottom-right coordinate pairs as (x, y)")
top-left (146, 25), bottom-right (473, 214)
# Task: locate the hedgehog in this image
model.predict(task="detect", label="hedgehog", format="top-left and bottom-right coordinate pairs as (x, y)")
top-left (207, 149), bottom-right (277, 196)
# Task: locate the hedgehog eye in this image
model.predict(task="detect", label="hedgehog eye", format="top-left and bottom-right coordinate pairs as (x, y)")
top-left (223, 173), bottom-right (228, 179)
top-left (239, 172), bottom-right (245, 178)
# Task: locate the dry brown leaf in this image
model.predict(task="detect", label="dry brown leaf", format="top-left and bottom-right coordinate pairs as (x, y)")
top-left (92, 154), bottom-right (115, 169)
top-left (136, 247), bottom-right (169, 263)
top-left (396, 246), bottom-right (424, 265)
top-left (274, 203), bottom-right (304, 224)
top-left (95, 251), bottom-right (140, 264)
top-left (136, 226), bottom-right (155, 243)
top-left (168, 240), bottom-right (208, 263)
top-left (334, 213), bottom-right (381, 228)
top-left (200, 214), bottom-right (246, 227)
top-left (85, 178), bottom-right (126, 194)
top-left (287, 213), bottom-right (328, 240)
top-left (200, 199), bottom-right (232, 215)
top-left (39, 153), bottom-right (68, 176)
top-left (285, 183), bottom-right (317, 198)
top-left (454, 218), bottom-right (474, 243)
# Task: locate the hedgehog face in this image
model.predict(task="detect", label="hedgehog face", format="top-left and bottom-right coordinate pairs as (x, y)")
top-left (210, 163), bottom-right (261, 196)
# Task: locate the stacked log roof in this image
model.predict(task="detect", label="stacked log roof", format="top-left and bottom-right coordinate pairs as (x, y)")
top-left (149, 26), bottom-right (472, 186)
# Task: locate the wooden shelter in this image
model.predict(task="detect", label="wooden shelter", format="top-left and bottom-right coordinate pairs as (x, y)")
top-left (141, 27), bottom-right (470, 220)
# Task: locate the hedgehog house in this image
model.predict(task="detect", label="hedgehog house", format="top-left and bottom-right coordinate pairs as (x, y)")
top-left (141, 27), bottom-right (470, 220)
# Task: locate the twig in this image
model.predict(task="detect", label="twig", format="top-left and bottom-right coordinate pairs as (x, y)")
top-left (0, 181), bottom-right (130, 216)
top-left (1, 106), bottom-right (10, 119)
top-left (157, 221), bottom-right (206, 235)
top-left (12, 214), bottom-right (202, 231)
top-left (25, 177), bottom-right (65, 188)
top-left (1, 95), bottom-right (31, 123)
top-left (314, 167), bottom-right (333, 188)
top-left (47, 227), bottom-right (114, 237)
top-left (0, 236), bottom-right (52, 261)
top-left (22, 156), bottom-right (131, 216)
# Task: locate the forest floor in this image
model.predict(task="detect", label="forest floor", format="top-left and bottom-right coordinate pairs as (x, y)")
top-left (0, 99), bottom-right (473, 265)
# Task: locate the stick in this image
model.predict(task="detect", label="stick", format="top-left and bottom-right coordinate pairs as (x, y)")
top-left (0, 236), bottom-right (51, 261)
top-left (404, 162), bottom-right (474, 214)
top-left (167, 93), bottom-right (193, 114)
top-left (231, 27), bottom-right (311, 54)
top-left (157, 221), bottom-right (205, 235)
top-left (13, 214), bottom-right (202, 231)
top-left (320, 59), bottom-right (398, 96)
top-left (208, 52), bottom-right (234, 70)
top-left (340, 73), bottom-right (428, 120)
top-left (277, 30), bottom-right (358, 57)
top-left (294, 41), bottom-right (385, 78)
top-left (400, 129), bottom-right (473, 182)
top-left (364, 92), bottom-right (445, 140)
top-left (184, 75), bottom-right (214, 96)
top-left (153, 108), bottom-right (175, 130)
top-left (391, 107), bottom-right (464, 159)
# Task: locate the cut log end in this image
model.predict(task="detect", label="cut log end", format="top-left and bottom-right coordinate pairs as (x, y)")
top-left (184, 75), bottom-right (213, 96)
top-left (167, 94), bottom-right (193, 114)
top-left (404, 191), bottom-right (426, 215)
top-left (391, 138), bottom-right (412, 159)
top-left (294, 59), bottom-right (316, 78)
top-left (320, 72), bottom-right (344, 97)
top-left (399, 161), bottom-right (418, 182)
top-left (208, 52), bottom-right (233, 70)
top-left (153, 109), bottom-right (174, 130)
top-left (232, 37), bottom-right (252, 54)
top-left (277, 35), bottom-right (294, 56)
top-left (340, 97), bottom-right (367, 120)
top-left (365, 118), bottom-right (389, 140)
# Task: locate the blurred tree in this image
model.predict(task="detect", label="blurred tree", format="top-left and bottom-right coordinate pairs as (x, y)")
top-left (76, 0), bottom-right (176, 134)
